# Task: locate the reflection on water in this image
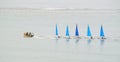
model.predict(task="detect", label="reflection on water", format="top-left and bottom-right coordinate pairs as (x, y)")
top-left (66, 38), bottom-right (70, 42)
top-left (75, 39), bottom-right (79, 43)
top-left (56, 38), bottom-right (106, 46)
top-left (55, 39), bottom-right (58, 43)
top-left (87, 39), bottom-right (92, 45)
top-left (100, 39), bottom-right (105, 46)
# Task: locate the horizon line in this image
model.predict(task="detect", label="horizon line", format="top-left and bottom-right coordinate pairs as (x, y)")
top-left (0, 8), bottom-right (120, 11)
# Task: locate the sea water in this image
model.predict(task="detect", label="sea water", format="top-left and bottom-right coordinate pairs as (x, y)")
top-left (0, 9), bottom-right (120, 62)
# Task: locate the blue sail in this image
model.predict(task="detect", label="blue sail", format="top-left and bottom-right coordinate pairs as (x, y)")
top-left (75, 24), bottom-right (79, 36)
top-left (100, 25), bottom-right (104, 37)
top-left (56, 24), bottom-right (58, 36)
top-left (87, 25), bottom-right (91, 36)
top-left (66, 25), bottom-right (69, 36)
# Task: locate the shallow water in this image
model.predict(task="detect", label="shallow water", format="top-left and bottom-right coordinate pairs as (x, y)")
top-left (0, 9), bottom-right (120, 62)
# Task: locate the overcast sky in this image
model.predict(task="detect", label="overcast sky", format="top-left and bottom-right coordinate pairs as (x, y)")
top-left (0, 0), bottom-right (120, 9)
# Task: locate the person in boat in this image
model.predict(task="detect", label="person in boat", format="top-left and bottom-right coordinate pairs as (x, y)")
top-left (30, 32), bottom-right (34, 37)
top-left (90, 36), bottom-right (93, 39)
top-left (101, 36), bottom-right (106, 39)
top-left (86, 36), bottom-right (93, 39)
top-left (28, 32), bottom-right (31, 37)
top-left (24, 32), bottom-right (34, 38)
top-left (24, 32), bottom-right (28, 37)
top-left (56, 36), bottom-right (61, 38)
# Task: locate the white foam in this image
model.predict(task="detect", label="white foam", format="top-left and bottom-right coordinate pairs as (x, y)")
top-left (33, 36), bottom-right (45, 39)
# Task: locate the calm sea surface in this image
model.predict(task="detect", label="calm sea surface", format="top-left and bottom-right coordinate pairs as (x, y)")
top-left (0, 9), bottom-right (120, 62)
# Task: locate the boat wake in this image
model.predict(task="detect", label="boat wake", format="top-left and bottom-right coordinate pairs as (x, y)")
top-left (33, 36), bottom-right (45, 39)
top-left (33, 36), bottom-right (56, 40)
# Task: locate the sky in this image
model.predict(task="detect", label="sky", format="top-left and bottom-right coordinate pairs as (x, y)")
top-left (0, 0), bottom-right (120, 9)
